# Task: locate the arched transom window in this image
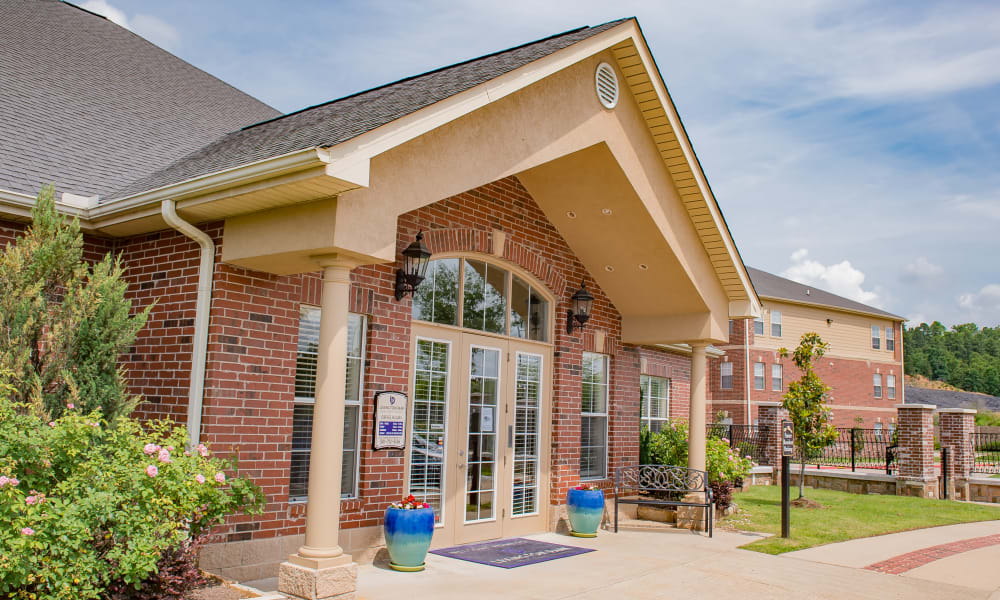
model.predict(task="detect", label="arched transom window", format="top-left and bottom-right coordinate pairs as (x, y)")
top-left (412, 257), bottom-right (551, 342)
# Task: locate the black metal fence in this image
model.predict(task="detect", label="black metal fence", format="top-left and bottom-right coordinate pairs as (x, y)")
top-left (807, 427), bottom-right (896, 474)
top-left (972, 431), bottom-right (1000, 475)
top-left (706, 423), bottom-right (769, 465)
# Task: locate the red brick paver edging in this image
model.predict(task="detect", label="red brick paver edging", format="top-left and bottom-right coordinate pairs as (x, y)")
top-left (865, 533), bottom-right (1000, 574)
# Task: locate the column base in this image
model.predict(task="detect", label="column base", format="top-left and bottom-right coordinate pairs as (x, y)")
top-left (895, 478), bottom-right (938, 499)
top-left (279, 556), bottom-right (357, 600)
top-left (675, 493), bottom-right (709, 532)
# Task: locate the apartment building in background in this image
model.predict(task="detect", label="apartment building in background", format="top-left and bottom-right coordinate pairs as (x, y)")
top-left (709, 267), bottom-right (904, 428)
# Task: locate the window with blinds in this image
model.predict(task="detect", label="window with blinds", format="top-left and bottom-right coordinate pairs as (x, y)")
top-left (720, 362), bottom-right (733, 390)
top-left (581, 352), bottom-right (609, 480)
top-left (290, 308), bottom-right (365, 501)
top-left (640, 374), bottom-right (669, 433)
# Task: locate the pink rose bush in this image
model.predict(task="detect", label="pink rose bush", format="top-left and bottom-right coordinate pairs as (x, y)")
top-left (0, 392), bottom-right (264, 599)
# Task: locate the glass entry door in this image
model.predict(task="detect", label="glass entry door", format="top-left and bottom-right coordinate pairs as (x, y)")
top-left (409, 324), bottom-right (550, 547)
top-left (455, 342), bottom-right (505, 543)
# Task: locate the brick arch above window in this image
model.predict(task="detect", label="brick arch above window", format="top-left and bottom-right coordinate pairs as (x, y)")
top-left (420, 227), bottom-right (567, 298)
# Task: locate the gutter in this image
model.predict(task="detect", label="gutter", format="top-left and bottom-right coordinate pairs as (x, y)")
top-left (745, 320), bottom-right (751, 425)
top-left (161, 200), bottom-right (214, 447)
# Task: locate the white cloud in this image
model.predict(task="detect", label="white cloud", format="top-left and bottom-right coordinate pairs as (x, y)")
top-left (903, 257), bottom-right (943, 280)
top-left (958, 284), bottom-right (1000, 316)
top-left (782, 249), bottom-right (881, 307)
top-left (80, 0), bottom-right (128, 27)
top-left (79, 0), bottom-right (179, 51)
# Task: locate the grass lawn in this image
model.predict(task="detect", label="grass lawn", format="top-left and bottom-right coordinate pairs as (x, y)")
top-left (723, 485), bottom-right (1000, 555)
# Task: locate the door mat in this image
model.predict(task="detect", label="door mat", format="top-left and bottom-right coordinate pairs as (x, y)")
top-left (429, 537), bottom-right (594, 568)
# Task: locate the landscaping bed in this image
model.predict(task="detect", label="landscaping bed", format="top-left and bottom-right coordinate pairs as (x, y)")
top-left (722, 485), bottom-right (1000, 554)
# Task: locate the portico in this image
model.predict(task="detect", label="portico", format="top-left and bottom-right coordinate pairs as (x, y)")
top-left (195, 20), bottom-right (761, 597)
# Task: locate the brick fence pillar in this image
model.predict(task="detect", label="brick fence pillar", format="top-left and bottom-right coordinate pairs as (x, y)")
top-left (939, 408), bottom-right (976, 501)
top-left (758, 402), bottom-right (789, 481)
top-left (895, 404), bottom-right (938, 498)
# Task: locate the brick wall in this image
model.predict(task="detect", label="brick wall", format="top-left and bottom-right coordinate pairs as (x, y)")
top-left (708, 323), bottom-right (902, 428)
top-left (17, 175), bottom-right (689, 543)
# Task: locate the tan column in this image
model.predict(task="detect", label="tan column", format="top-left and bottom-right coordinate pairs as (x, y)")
top-left (293, 258), bottom-right (353, 566)
top-left (687, 343), bottom-right (708, 473)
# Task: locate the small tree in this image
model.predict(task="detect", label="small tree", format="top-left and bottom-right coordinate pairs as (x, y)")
top-left (0, 185), bottom-right (150, 420)
top-left (780, 332), bottom-right (838, 499)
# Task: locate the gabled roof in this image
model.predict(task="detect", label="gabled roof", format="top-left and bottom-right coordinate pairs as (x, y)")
top-left (0, 0), bottom-right (280, 199)
top-left (748, 266), bottom-right (903, 320)
top-left (110, 19), bottom-right (629, 199)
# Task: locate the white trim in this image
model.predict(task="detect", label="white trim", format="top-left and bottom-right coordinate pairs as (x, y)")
top-left (408, 335), bottom-right (453, 528)
top-left (580, 351), bottom-right (610, 481)
top-left (510, 350), bottom-right (545, 519)
top-left (463, 343), bottom-right (504, 524)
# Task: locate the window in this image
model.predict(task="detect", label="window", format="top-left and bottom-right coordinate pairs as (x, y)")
top-left (887, 374), bottom-right (896, 400)
top-left (886, 326), bottom-right (895, 352)
top-left (413, 258), bottom-right (550, 342)
top-left (291, 308), bottom-right (365, 501)
top-left (410, 339), bottom-right (449, 523)
top-left (720, 362), bottom-right (733, 390)
top-left (871, 325), bottom-right (881, 350)
top-left (640, 375), bottom-right (669, 433)
top-left (753, 362), bottom-right (765, 391)
top-left (771, 364), bottom-right (782, 392)
top-left (771, 311), bottom-right (782, 337)
top-left (753, 316), bottom-right (764, 335)
top-left (581, 353), bottom-right (609, 479)
top-left (874, 422), bottom-right (883, 440)
top-left (873, 373), bottom-right (882, 398)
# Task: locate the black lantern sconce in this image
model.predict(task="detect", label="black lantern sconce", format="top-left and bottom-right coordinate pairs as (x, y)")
top-left (566, 280), bottom-right (594, 334)
top-left (394, 230), bottom-right (432, 301)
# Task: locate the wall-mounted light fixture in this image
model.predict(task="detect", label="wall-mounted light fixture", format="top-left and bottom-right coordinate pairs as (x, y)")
top-left (566, 280), bottom-right (594, 334)
top-left (394, 230), bottom-right (432, 301)
top-left (826, 318), bottom-right (833, 325)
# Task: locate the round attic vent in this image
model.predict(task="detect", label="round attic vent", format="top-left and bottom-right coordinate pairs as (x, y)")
top-left (595, 62), bottom-right (619, 109)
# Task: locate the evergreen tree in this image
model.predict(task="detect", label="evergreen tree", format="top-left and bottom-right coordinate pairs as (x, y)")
top-left (0, 186), bottom-right (151, 419)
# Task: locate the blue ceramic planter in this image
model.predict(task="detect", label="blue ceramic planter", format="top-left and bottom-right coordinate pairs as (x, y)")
top-left (566, 488), bottom-right (604, 537)
top-left (384, 507), bottom-right (435, 571)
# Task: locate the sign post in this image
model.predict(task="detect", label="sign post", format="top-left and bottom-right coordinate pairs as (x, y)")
top-left (781, 419), bottom-right (793, 538)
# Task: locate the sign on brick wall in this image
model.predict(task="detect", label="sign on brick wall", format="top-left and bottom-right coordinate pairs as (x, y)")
top-left (374, 391), bottom-right (407, 450)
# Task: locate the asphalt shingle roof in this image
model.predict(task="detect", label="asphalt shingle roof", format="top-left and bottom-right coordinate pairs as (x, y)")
top-left (748, 266), bottom-right (903, 320)
top-left (111, 18), bottom-right (630, 199)
top-left (0, 0), bottom-right (280, 199)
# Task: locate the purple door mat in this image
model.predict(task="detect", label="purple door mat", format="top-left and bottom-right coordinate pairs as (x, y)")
top-left (429, 537), bottom-right (595, 568)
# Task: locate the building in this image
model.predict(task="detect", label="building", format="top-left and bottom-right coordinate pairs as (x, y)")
top-left (708, 267), bottom-right (905, 428)
top-left (1, 2), bottom-right (763, 594)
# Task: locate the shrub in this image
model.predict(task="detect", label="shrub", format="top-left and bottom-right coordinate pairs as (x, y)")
top-left (0, 391), bottom-right (265, 600)
top-left (104, 536), bottom-right (207, 600)
top-left (645, 419), bottom-right (754, 496)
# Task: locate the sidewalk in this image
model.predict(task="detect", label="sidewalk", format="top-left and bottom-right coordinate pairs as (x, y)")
top-left (785, 520), bottom-right (1000, 595)
top-left (356, 528), bottom-right (988, 600)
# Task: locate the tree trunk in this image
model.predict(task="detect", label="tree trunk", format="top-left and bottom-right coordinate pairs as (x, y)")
top-left (798, 447), bottom-right (806, 499)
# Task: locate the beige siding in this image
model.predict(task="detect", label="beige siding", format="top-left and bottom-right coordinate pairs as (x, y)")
top-left (753, 300), bottom-right (899, 363)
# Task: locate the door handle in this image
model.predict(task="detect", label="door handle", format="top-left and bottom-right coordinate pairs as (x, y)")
top-left (457, 463), bottom-right (465, 469)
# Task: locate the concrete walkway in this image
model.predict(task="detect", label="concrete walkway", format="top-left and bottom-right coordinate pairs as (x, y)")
top-left (785, 520), bottom-right (1000, 596)
top-left (356, 528), bottom-right (989, 600)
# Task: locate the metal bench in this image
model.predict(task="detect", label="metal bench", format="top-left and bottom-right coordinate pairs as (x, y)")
top-left (613, 465), bottom-right (713, 537)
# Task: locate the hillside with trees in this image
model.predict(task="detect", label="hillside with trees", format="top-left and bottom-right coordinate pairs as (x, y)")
top-left (905, 322), bottom-right (1000, 397)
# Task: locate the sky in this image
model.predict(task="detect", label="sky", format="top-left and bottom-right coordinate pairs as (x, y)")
top-left (80, 0), bottom-right (1000, 328)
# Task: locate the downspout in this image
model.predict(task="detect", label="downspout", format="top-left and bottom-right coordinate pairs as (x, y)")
top-left (161, 200), bottom-right (214, 447)
top-left (745, 320), bottom-right (751, 425)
